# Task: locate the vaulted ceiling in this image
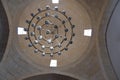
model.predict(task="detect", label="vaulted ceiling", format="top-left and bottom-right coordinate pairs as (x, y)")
top-left (0, 0), bottom-right (119, 80)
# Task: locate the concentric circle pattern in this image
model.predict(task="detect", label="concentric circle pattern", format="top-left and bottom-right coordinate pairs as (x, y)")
top-left (24, 5), bottom-right (75, 57)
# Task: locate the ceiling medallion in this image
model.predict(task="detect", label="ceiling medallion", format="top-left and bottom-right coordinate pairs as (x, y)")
top-left (24, 5), bottom-right (75, 57)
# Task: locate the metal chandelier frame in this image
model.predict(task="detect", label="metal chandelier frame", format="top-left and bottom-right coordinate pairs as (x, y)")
top-left (24, 5), bottom-right (75, 57)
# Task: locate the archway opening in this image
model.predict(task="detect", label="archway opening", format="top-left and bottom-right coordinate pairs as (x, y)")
top-left (23, 73), bottom-right (78, 80)
top-left (0, 1), bottom-right (9, 62)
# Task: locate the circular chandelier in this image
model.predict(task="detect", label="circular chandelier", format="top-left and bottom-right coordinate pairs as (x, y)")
top-left (24, 5), bottom-right (75, 57)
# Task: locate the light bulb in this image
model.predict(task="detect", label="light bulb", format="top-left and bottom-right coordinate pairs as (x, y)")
top-left (30, 13), bottom-right (34, 17)
top-left (64, 37), bottom-right (67, 41)
top-left (58, 52), bottom-right (61, 55)
top-left (37, 16), bottom-right (41, 20)
top-left (50, 53), bottom-right (54, 57)
top-left (45, 20), bottom-right (50, 25)
top-left (64, 47), bottom-right (68, 51)
top-left (42, 52), bottom-right (45, 56)
top-left (68, 17), bottom-right (72, 20)
top-left (50, 46), bottom-right (54, 50)
top-left (46, 5), bottom-right (50, 10)
top-left (41, 45), bottom-right (45, 49)
top-left (37, 26), bottom-right (42, 30)
top-left (28, 43), bottom-right (32, 47)
top-left (47, 39), bottom-right (52, 44)
top-left (38, 35), bottom-right (43, 40)
top-left (31, 32), bottom-right (35, 36)
top-left (62, 20), bottom-right (65, 24)
top-left (24, 36), bottom-right (29, 40)
top-left (54, 6), bottom-right (58, 10)
top-left (58, 43), bottom-right (61, 48)
top-left (24, 28), bottom-right (28, 31)
top-left (62, 10), bottom-right (66, 14)
top-left (46, 30), bottom-right (51, 34)
top-left (55, 34), bottom-right (59, 38)
top-left (34, 49), bottom-right (38, 53)
top-left (34, 40), bottom-right (38, 44)
top-left (45, 12), bottom-right (50, 17)
top-left (31, 23), bottom-right (35, 27)
top-left (26, 20), bottom-right (30, 24)
top-left (54, 14), bottom-right (58, 18)
top-left (65, 28), bottom-right (68, 32)
top-left (38, 8), bottom-right (41, 12)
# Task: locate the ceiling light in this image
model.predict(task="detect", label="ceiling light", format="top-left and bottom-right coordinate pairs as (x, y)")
top-left (64, 37), bottom-right (67, 41)
top-left (58, 43), bottom-right (61, 48)
top-left (34, 49), bottom-right (38, 53)
top-left (30, 13), bottom-right (35, 17)
top-left (58, 52), bottom-right (61, 55)
top-left (50, 53), bottom-right (54, 57)
top-left (45, 20), bottom-right (51, 25)
top-left (24, 5), bottom-right (76, 57)
top-left (41, 45), bottom-right (45, 49)
top-left (36, 25), bottom-right (42, 30)
top-left (42, 52), bottom-right (46, 56)
top-left (50, 46), bottom-right (54, 50)
top-left (54, 14), bottom-right (58, 18)
top-left (37, 16), bottom-right (41, 20)
top-left (65, 28), bottom-right (68, 32)
top-left (46, 5), bottom-right (50, 10)
top-left (26, 20), bottom-right (30, 24)
top-left (62, 20), bottom-right (65, 24)
top-left (28, 43), bottom-right (32, 47)
top-left (24, 36), bottom-right (29, 40)
top-left (46, 30), bottom-right (51, 34)
top-left (38, 35), bottom-right (43, 40)
top-left (24, 28), bottom-right (28, 31)
top-left (47, 39), bottom-right (52, 44)
top-left (31, 32), bottom-right (35, 36)
top-left (62, 10), bottom-right (66, 14)
top-left (34, 40), bottom-right (39, 44)
top-left (54, 6), bottom-right (58, 11)
top-left (68, 17), bottom-right (72, 21)
top-left (45, 12), bottom-right (50, 17)
top-left (64, 47), bottom-right (68, 51)
top-left (38, 8), bottom-right (41, 12)
top-left (55, 34), bottom-right (59, 38)
top-left (31, 23), bottom-right (35, 27)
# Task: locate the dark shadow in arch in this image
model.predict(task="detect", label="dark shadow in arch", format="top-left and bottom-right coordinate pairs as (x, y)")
top-left (0, 1), bottom-right (9, 62)
top-left (23, 73), bottom-right (78, 80)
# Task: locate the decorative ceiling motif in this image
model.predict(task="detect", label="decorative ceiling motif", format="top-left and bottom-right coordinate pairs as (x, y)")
top-left (24, 5), bottom-right (75, 57)
top-left (18, 0), bottom-right (92, 67)
top-left (0, 0), bottom-right (118, 80)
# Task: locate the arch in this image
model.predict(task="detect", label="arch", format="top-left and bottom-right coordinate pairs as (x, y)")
top-left (98, 0), bottom-right (119, 80)
top-left (23, 73), bottom-right (78, 80)
top-left (0, 1), bottom-right (9, 62)
top-left (106, 0), bottom-right (120, 79)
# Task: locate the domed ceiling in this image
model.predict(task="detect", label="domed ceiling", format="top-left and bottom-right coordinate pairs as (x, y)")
top-left (18, 0), bottom-right (92, 68)
top-left (0, 0), bottom-right (119, 80)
